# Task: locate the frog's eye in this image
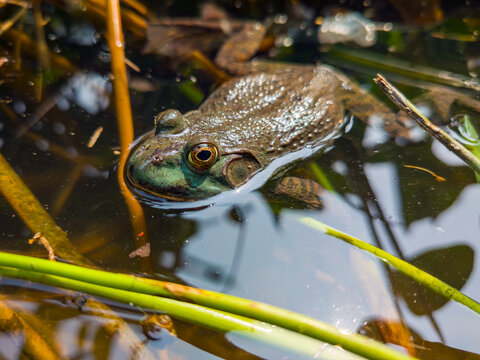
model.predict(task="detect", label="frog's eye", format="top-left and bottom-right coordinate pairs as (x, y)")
top-left (187, 143), bottom-right (219, 170)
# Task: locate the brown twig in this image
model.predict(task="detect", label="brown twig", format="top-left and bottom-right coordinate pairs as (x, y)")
top-left (402, 164), bottom-right (446, 182)
top-left (374, 74), bottom-right (480, 175)
top-left (0, 5), bottom-right (27, 36)
top-left (15, 91), bottom-right (63, 137)
top-left (0, 102), bottom-right (101, 167)
top-left (86, 126), bottom-right (104, 148)
top-left (32, 0), bottom-right (50, 101)
top-left (87, 0), bottom-right (147, 37)
top-left (0, 0), bottom-right (30, 6)
top-left (4, 29), bottom-right (76, 74)
top-left (105, 0), bottom-right (151, 270)
top-left (120, 0), bottom-right (147, 17)
top-left (51, 163), bottom-right (84, 216)
top-left (29, 232), bottom-right (56, 261)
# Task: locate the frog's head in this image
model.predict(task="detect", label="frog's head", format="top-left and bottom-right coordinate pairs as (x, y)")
top-left (126, 109), bottom-right (262, 201)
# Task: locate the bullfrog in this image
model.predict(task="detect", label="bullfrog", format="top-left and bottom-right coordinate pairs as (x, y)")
top-left (126, 22), bottom-right (407, 204)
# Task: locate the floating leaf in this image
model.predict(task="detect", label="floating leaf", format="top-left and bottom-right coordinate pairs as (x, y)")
top-left (390, 245), bottom-right (474, 315)
top-left (450, 114), bottom-right (480, 182)
top-left (367, 140), bottom-right (474, 225)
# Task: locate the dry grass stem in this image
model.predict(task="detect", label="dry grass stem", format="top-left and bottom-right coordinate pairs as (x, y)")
top-left (87, 126), bottom-right (104, 148)
top-left (0, 6), bottom-right (27, 36)
top-left (29, 232), bottom-right (56, 261)
top-left (121, 0), bottom-right (147, 17)
top-left (374, 74), bottom-right (480, 175)
top-left (106, 0), bottom-right (151, 270)
top-left (52, 163), bottom-right (84, 216)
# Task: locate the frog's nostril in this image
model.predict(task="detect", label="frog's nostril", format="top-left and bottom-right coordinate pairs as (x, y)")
top-left (151, 154), bottom-right (164, 165)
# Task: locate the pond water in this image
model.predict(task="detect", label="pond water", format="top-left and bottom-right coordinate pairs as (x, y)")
top-left (0, 1), bottom-right (480, 359)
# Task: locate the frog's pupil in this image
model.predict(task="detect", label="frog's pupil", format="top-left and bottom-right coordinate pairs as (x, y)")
top-left (197, 150), bottom-right (211, 161)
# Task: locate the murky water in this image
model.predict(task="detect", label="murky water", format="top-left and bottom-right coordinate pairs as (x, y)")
top-left (1, 1), bottom-right (480, 359)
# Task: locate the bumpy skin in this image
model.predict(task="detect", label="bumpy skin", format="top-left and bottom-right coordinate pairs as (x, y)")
top-left (127, 64), bottom-right (402, 201)
top-left (191, 65), bottom-right (346, 155)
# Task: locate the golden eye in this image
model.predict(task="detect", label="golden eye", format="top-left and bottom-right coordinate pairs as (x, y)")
top-left (187, 143), bottom-right (219, 170)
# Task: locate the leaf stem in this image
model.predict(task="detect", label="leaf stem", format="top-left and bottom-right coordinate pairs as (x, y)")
top-left (299, 217), bottom-right (480, 316)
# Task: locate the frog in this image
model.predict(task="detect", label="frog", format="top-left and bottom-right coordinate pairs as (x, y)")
top-left (126, 21), bottom-right (409, 204)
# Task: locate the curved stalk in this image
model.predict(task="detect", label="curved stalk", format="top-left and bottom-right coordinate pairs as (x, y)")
top-left (299, 217), bottom-right (480, 315)
top-left (0, 266), bottom-right (369, 360)
top-left (0, 251), bottom-right (415, 360)
top-left (106, 0), bottom-right (150, 270)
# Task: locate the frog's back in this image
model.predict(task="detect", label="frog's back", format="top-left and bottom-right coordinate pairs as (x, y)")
top-left (186, 65), bottom-right (347, 157)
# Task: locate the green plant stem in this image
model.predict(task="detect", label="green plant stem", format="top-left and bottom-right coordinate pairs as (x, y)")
top-left (0, 252), bottom-right (415, 360)
top-left (374, 74), bottom-right (480, 176)
top-left (299, 217), bottom-right (480, 316)
top-left (0, 266), bottom-right (367, 360)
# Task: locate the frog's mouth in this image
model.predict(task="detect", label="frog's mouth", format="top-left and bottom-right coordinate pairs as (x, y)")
top-left (125, 151), bottom-right (241, 202)
top-left (125, 166), bottom-right (196, 202)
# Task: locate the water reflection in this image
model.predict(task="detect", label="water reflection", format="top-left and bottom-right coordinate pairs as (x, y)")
top-left (147, 133), bottom-right (480, 355)
top-left (1, 1), bottom-right (480, 357)
top-left (60, 73), bottom-right (110, 115)
top-left (166, 190), bottom-right (395, 333)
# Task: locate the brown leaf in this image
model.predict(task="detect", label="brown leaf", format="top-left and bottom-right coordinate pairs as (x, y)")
top-left (129, 242), bottom-right (151, 258)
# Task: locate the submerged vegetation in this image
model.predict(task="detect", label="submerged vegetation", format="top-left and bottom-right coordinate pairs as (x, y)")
top-left (0, 0), bottom-right (480, 359)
